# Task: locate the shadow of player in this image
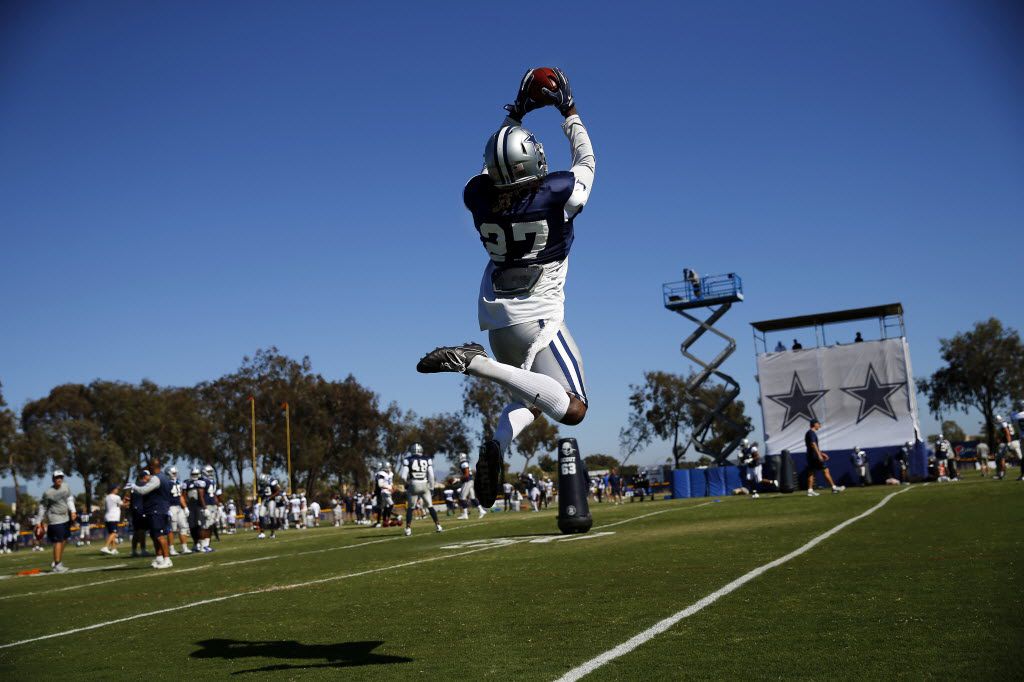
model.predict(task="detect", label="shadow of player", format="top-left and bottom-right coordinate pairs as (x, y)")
top-left (191, 639), bottom-right (412, 674)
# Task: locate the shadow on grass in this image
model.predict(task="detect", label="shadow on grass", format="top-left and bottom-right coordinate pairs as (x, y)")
top-left (191, 638), bottom-right (412, 674)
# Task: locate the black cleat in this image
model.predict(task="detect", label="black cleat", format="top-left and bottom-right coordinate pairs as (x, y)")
top-left (416, 342), bottom-right (487, 374)
top-left (475, 439), bottom-right (503, 509)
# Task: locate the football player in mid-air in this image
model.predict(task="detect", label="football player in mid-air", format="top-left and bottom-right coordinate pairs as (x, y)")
top-left (400, 443), bottom-right (443, 536)
top-left (417, 67), bottom-right (595, 510)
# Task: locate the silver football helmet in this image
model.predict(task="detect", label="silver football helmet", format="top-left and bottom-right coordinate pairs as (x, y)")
top-left (202, 464), bottom-right (214, 478)
top-left (457, 452), bottom-right (468, 463)
top-left (168, 466), bottom-right (178, 477)
top-left (190, 467), bottom-right (201, 480)
top-left (411, 443), bottom-right (424, 456)
top-left (741, 438), bottom-right (749, 448)
top-left (485, 126), bottom-right (547, 188)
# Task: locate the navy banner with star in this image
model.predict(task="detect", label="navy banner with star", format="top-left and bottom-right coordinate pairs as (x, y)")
top-left (756, 338), bottom-right (921, 454)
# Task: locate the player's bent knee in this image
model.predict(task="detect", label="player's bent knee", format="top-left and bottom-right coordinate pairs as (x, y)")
top-left (559, 397), bottom-right (587, 426)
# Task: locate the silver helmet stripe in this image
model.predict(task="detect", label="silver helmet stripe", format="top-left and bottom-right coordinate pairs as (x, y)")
top-left (494, 127), bottom-right (512, 184)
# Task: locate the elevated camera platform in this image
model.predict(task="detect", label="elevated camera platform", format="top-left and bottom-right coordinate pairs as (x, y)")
top-left (662, 270), bottom-right (751, 463)
top-left (664, 273), bottom-right (744, 311)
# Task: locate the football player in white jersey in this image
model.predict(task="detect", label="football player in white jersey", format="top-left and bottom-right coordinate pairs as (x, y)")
top-left (417, 67), bottom-right (595, 511)
top-left (400, 443), bottom-right (443, 536)
top-left (225, 499), bottom-right (237, 534)
top-left (166, 466), bottom-right (192, 554)
top-left (740, 442), bottom-right (764, 498)
top-left (257, 474), bottom-right (282, 539)
top-left (456, 454), bottom-right (487, 519)
top-left (374, 463), bottom-right (395, 527)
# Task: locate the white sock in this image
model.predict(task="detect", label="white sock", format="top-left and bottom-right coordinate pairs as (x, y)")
top-left (467, 357), bottom-right (569, 421)
top-left (495, 402), bottom-right (536, 453)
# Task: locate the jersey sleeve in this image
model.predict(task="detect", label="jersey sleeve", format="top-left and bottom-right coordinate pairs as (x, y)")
top-left (562, 114), bottom-right (595, 218)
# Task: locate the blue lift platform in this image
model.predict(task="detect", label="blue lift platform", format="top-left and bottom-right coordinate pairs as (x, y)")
top-left (662, 271), bottom-right (752, 463)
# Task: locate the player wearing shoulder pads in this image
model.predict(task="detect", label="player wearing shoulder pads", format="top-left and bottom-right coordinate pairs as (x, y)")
top-left (417, 67), bottom-right (594, 511)
top-left (456, 455), bottom-right (486, 519)
top-left (400, 444), bottom-right (442, 535)
top-left (374, 463), bottom-right (394, 527)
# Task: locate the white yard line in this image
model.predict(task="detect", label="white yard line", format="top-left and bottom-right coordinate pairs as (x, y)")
top-left (592, 500), bottom-right (715, 530)
top-left (552, 487), bottom-right (914, 682)
top-left (0, 537), bottom-right (534, 650)
top-left (0, 521), bottom-right (490, 600)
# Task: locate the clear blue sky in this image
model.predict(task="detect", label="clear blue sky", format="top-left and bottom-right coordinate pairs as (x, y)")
top-left (2, 1), bottom-right (1022, 485)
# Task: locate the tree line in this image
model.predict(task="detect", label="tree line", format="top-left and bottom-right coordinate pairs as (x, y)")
top-left (5, 318), bottom-right (1010, 514)
top-left (0, 347), bottom-right (760, 514)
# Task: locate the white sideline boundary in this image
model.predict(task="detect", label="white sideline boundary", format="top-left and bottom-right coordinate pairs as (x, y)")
top-left (552, 487), bottom-right (914, 682)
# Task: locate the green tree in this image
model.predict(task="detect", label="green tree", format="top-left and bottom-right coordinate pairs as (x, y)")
top-left (620, 371), bottom-right (751, 468)
top-left (514, 415), bottom-right (559, 473)
top-left (21, 384), bottom-right (128, 515)
top-left (461, 376), bottom-right (510, 441)
top-left (416, 412), bottom-right (470, 465)
top-left (584, 454), bottom-right (620, 471)
top-left (940, 420), bottom-right (967, 442)
top-left (917, 319), bottom-right (1024, 449)
top-left (537, 454), bottom-right (557, 475)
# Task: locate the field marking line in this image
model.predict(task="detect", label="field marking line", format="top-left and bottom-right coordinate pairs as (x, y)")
top-left (593, 501), bottom-right (715, 530)
top-left (0, 565), bottom-right (209, 602)
top-left (0, 523), bottom-right (488, 600)
top-left (0, 537), bottom-right (534, 650)
top-left (553, 487), bottom-right (915, 682)
top-left (0, 563), bottom-right (127, 580)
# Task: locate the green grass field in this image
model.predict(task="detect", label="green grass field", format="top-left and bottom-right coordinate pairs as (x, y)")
top-left (1, 473), bottom-right (1021, 680)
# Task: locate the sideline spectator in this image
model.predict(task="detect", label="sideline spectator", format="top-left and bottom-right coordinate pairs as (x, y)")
top-left (774, 341), bottom-right (786, 352)
top-left (791, 339), bottom-right (803, 350)
top-left (854, 332), bottom-right (864, 343)
top-left (976, 442), bottom-right (990, 477)
top-left (100, 485), bottom-right (122, 555)
top-left (35, 469), bottom-right (76, 573)
top-left (609, 468), bottom-right (623, 505)
top-left (805, 420), bottom-right (845, 496)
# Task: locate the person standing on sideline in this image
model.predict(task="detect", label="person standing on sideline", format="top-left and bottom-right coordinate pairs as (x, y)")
top-left (976, 441), bottom-right (990, 477)
top-left (131, 457), bottom-right (175, 569)
top-left (805, 420), bottom-right (845, 496)
top-left (35, 469), bottom-right (76, 573)
top-left (100, 484), bottom-right (123, 555)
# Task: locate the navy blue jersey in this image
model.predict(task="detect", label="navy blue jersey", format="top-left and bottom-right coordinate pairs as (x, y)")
top-left (169, 479), bottom-right (183, 507)
top-left (463, 171), bottom-right (577, 267)
top-left (143, 472), bottom-right (174, 516)
top-left (201, 477), bottom-right (217, 505)
top-left (804, 429), bottom-right (819, 454)
top-left (130, 482), bottom-right (145, 513)
top-left (403, 454), bottom-right (432, 482)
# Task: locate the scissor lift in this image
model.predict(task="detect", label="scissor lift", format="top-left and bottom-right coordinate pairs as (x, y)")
top-left (663, 272), bottom-right (752, 462)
